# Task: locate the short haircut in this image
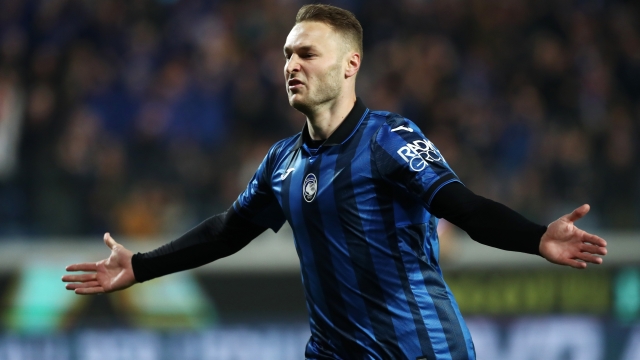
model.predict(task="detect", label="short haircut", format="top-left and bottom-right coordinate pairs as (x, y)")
top-left (295, 4), bottom-right (363, 57)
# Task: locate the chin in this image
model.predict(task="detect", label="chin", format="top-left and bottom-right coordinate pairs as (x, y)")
top-left (289, 94), bottom-right (311, 112)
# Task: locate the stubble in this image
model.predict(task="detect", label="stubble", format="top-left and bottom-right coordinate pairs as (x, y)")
top-left (290, 60), bottom-right (344, 115)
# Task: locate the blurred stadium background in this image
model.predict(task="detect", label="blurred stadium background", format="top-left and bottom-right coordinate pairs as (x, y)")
top-left (0, 0), bottom-right (639, 359)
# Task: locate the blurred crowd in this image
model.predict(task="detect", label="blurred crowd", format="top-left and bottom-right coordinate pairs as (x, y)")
top-left (0, 0), bottom-right (638, 237)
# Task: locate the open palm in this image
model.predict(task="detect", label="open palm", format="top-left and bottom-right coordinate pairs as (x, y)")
top-left (62, 233), bottom-right (137, 294)
top-left (539, 204), bottom-right (607, 269)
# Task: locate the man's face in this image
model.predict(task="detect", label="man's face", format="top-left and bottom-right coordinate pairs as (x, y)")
top-left (283, 21), bottom-right (347, 112)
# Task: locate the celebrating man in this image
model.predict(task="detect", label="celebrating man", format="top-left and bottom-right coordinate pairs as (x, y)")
top-left (63, 4), bottom-right (607, 359)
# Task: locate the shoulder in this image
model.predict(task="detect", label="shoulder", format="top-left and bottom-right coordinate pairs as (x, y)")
top-left (267, 133), bottom-right (301, 159)
top-left (369, 110), bottom-right (410, 127)
top-left (367, 110), bottom-right (424, 145)
top-left (257, 132), bottom-right (302, 175)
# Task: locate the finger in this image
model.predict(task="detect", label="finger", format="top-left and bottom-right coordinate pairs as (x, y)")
top-left (567, 259), bottom-right (588, 269)
top-left (574, 251), bottom-right (603, 265)
top-left (66, 281), bottom-right (99, 290)
top-left (550, 256), bottom-right (587, 269)
top-left (65, 263), bottom-right (97, 272)
top-left (104, 232), bottom-right (118, 250)
top-left (566, 204), bottom-right (590, 223)
top-left (75, 287), bottom-right (105, 295)
top-left (582, 233), bottom-right (607, 248)
top-left (61, 273), bottom-right (97, 283)
top-left (580, 243), bottom-right (607, 256)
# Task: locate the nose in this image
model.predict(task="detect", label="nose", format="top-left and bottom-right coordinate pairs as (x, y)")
top-left (285, 54), bottom-right (301, 76)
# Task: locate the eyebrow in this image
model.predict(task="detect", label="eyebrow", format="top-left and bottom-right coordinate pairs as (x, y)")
top-left (283, 45), bottom-right (315, 54)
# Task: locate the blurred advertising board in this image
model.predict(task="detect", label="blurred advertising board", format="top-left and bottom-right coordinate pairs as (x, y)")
top-left (0, 233), bottom-right (638, 359)
top-left (0, 318), bottom-right (638, 360)
top-left (1, 267), bottom-right (639, 331)
top-left (0, 265), bottom-right (640, 333)
top-left (0, 266), bottom-right (639, 359)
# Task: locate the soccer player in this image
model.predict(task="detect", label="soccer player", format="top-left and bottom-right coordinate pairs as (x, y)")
top-left (62, 4), bottom-right (608, 359)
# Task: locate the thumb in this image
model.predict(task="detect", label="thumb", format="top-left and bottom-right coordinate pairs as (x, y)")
top-left (104, 232), bottom-right (118, 250)
top-left (565, 204), bottom-right (590, 223)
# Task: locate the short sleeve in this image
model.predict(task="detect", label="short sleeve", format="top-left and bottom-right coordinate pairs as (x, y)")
top-left (372, 116), bottom-right (461, 210)
top-left (232, 143), bottom-right (287, 232)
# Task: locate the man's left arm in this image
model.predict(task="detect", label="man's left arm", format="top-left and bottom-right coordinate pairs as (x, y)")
top-left (430, 182), bottom-right (607, 269)
top-left (370, 117), bottom-right (606, 268)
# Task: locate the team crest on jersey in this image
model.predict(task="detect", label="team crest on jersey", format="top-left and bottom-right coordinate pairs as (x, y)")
top-left (397, 139), bottom-right (443, 172)
top-left (303, 173), bottom-right (317, 202)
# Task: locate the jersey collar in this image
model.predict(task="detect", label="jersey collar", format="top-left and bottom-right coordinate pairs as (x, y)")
top-left (294, 97), bottom-right (369, 150)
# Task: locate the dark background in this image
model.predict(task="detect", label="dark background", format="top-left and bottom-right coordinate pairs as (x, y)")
top-left (1, 0), bottom-right (639, 237)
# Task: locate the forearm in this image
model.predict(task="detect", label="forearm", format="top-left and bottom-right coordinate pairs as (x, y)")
top-left (430, 182), bottom-right (546, 255)
top-left (131, 208), bottom-right (267, 282)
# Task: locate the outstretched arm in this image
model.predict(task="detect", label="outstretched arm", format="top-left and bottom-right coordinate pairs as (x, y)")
top-left (62, 208), bottom-right (268, 294)
top-left (131, 207), bottom-right (267, 282)
top-left (430, 182), bottom-right (606, 268)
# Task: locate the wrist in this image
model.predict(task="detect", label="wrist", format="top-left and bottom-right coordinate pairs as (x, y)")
top-left (535, 225), bottom-right (549, 256)
top-left (130, 253), bottom-right (148, 283)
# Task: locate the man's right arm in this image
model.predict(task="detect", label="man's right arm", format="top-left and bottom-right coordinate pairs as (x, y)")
top-left (132, 207), bottom-right (268, 282)
top-left (64, 141), bottom-right (285, 294)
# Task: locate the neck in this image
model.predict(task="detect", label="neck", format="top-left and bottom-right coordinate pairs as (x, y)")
top-left (305, 93), bottom-right (357, 141)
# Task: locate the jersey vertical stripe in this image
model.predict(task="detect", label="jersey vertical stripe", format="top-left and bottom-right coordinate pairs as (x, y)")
top-left (369, 152), bottom-right (439, 359)
top-left (334, 116), bottom-right (403, 358)
top-left (280, 150), bottom-right (342, 356)
top-left (315, 151), bottom-right (381, 355)
top-left (295, 157), bottom-right (351, 356)
top-left (301, 155), bottom-right (364, 357)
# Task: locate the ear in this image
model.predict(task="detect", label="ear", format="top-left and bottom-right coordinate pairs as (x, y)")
top-left (345, 52), bottom-right (361, 78)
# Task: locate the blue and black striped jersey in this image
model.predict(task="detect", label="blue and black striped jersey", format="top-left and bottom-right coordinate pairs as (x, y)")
top-left (234, 98), bottom-right (476, 360)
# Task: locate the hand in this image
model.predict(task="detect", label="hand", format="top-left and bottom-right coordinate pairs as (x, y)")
top-left (539, 204), bottom-right (607, 269)
top-left (62, 233), bottom-right (137, 294)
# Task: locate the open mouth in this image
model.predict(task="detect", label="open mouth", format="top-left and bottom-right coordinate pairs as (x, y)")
top-left (288, 78), bottom-right (303, 89)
